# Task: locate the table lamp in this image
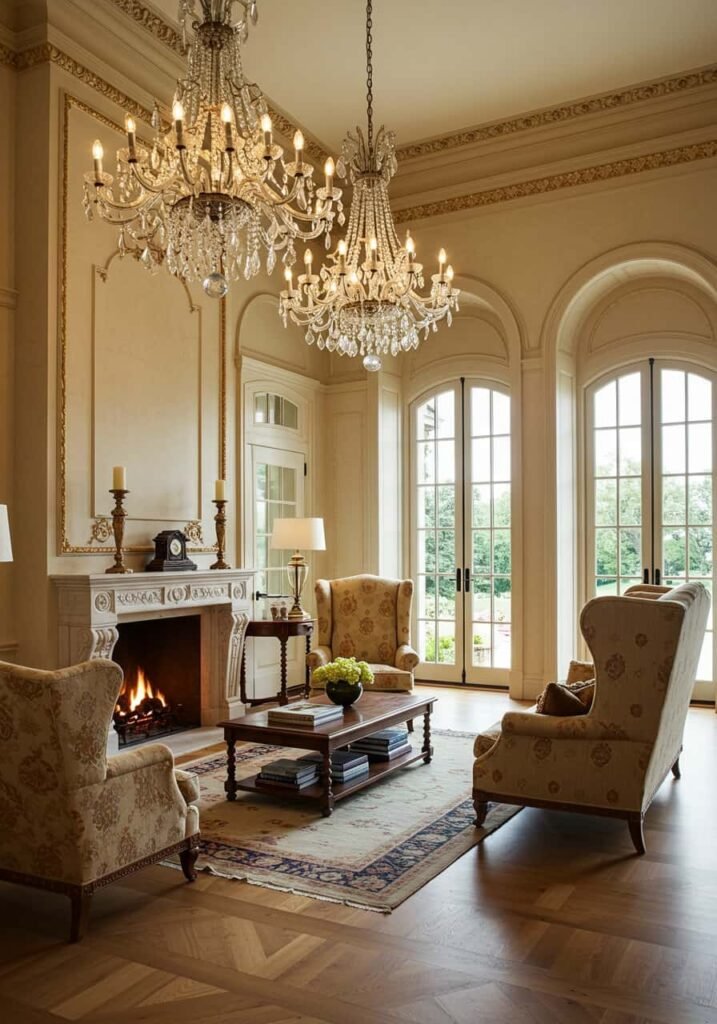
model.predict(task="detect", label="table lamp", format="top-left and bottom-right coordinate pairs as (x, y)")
top-left (0, 505), bottom-right (12, 563)
top-left (270, 517), bottom-right (326, 620)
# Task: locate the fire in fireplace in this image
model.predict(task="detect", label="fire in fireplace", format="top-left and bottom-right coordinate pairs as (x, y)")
top-left (113, 666), bottom-right (180, 746)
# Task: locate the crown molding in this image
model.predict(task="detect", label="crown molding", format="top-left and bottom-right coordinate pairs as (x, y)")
top-left (394, 139), bottom-right (717, 225)
top-left (396, 64), bottom-right (717, 163)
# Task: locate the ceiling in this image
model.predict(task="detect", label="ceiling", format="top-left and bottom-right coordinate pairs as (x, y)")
top-left (149, 0), bottom-right (717, 153)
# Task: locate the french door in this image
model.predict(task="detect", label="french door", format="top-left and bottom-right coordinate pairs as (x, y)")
top-left (587, 360), bottom-right (715, 700)
top-left (411, 380), bottom-right (512, 686)
top-left (245, 444), bottom-right (305, 700)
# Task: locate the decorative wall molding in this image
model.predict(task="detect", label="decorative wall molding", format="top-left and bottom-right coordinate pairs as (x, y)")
top-left (396, 64), bottom-right (717, 162)
top-left (395, 140), bottom-right (717, 224)
top-left (59, 93), bottom-right (226, 555)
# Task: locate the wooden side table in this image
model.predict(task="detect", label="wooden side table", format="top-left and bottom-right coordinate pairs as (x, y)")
top-left (239, 618), bottom-right (314, 707)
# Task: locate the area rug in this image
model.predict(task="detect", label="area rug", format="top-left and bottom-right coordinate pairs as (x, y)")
top-left (176, 730), bottom-right (520, 912)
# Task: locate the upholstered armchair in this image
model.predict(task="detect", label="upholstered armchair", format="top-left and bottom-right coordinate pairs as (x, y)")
top-left (473, 582), bottom-right (709, 854)
top-left (307, 575), bottom-right (419, 693)
top-left (0, 658), bottom-right (200, 941)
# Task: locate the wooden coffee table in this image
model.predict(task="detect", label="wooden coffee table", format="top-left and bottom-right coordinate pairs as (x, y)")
top-left (218, 692), bottom-right (436, 817)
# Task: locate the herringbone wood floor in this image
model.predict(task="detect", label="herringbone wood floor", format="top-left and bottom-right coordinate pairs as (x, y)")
top-left (2, 686), bottom-right (717, 1024)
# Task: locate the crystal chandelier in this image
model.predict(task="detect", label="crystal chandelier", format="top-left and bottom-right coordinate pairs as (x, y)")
top-left (83, 0), bottom-right (343, 298)
top-left (279, 0), bottom-right (459, 371)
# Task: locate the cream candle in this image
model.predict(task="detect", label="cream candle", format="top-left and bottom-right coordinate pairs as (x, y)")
top-left (112, 466), bottom-right (126, 490)
top-left (215, 479), bottom-right (226, 501)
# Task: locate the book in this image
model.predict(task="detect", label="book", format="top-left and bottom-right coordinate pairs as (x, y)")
top-left (298, 751), bottom-right (369, 772)
top-left (351, 737), bottom-right (409, 752)
top-left (268, 703), bottom-right (344, 726)
top-left (333, 765), bottom-right (370, 783)
top-left (359, 727), bottom-right (409, 743)
top-left (259, 758), bottom-right (319, 783)
top-left (355, 742), bottom-right (413, 762)
top-left (255, 775), bottom-right (318, 791)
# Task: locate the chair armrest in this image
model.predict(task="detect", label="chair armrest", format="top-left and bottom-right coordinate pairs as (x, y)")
top-left (395, 644), bottom-right (419, 671)
top-left (307, 645), bottom-right (332, 670)
top-left (501, 711), bottom-right (629, 742)
top-left (106, 742), bottom-right (174, 780)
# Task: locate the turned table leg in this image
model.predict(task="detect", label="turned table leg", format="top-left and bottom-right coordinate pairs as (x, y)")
top-left (225, 734), bottom-right (237, 801)
top-left (279, 637), bottom-right (289, 706)
top-left (321, 750), bottom-right (334, 817)
top-left (422, 706), bottom-right (433, 764)
top-left (304, 629), bottom-right (312, 698)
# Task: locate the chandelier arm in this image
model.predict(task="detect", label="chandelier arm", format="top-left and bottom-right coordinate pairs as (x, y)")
top-left (365, 0), bottom-right (374, 157)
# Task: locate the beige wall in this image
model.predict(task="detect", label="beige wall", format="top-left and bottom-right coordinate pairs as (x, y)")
top-left (0, 6), bottom-right (715, 700)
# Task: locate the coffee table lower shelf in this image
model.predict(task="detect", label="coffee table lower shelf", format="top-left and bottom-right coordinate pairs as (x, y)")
top-left (236, 747), bottom-right (428, 805)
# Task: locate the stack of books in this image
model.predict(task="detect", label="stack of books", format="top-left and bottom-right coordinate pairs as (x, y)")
top-left (267, 702), bottom-right (344, 728)
top-left (256, 758), bottom-right (320, 790)
top-left (351, 726), bottom-right (412, 761)
top-left (298, 750), bottom-right (370, 784)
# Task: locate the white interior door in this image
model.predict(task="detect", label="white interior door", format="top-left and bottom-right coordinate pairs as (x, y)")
top-left (246, 444), bottom-right (306, 701)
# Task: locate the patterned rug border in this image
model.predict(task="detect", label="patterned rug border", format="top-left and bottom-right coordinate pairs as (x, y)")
top-left (168, 729), bottom-right (521, 912)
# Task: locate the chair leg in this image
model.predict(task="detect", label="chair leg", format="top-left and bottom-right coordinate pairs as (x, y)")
top-left (671, 756), bottom-right (681, 779)
top-left (179, 844), bottom-right (199, 882)
top-left (69, 888), bottom-right (93, 943)
top-left (627, 814), bottom-right (646, 855)
top-left (407, 718), bottom-right (414, 734)
top-left (473, 791), bottom-right (489, 827)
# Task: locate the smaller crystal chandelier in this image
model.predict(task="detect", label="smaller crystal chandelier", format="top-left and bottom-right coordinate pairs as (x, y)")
top-left (279, 0), bottom-right (459, 371)
top-left (83, 0), bottom-right (343, 297)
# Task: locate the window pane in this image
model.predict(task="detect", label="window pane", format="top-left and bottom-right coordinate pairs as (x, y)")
top-left (473, 627), bottom-right (491, 665)
top-left (662, 370), bottom-right (685, 423)
top-left (620, 528), bottom-right (641, 576)
top-left (664, 528), bottom-right (686, 576)
top-left (492, 392), bottom-right (510, 435)
top-left (472, 438), bottom-right (491, 482)
top-left (595, 430), bottom-right (617, 476)
top-left (436, 440), bottom-right (455, 483)
top-left (688, 476), bottom-right (712, 525)
top-left (594, 381), bottom-right (617, 428)
top-left (418, 442), bottom-right (435, 483)
top-left (437, 530), bottom-right (455, 573)
top-left (494, 576), bottom-right (511, 623)
top-left (471, 388), bottom-right (490, 436)
top-left (472, 576), bottom-right (491, 621)
top-left (437, 486), bottom-right (455, 528)
top-left (418, 487), bottom-right (435, 528)
top-left (492, 437), bottom-right (510, 482)
top-left (689, 527), bottom-right (712, 577)
top-left (436, 391), bottom-right (454, 438)
top-left (437, 576), bottom-right (456, 619)
top-left (418, 531), bottom-right (435, 572)
top-left (419, 621), bottom-right (436, 662)
top-left (618, 373), bottom-right (641, 426)
top-left (417, 576), bottom-right (435, 618)
top-left (595, 479), bottom-right (617, 526)
top-left (473, 531), bottom-right (491, 573)
top-left (437, 621), bottom-right (455, 664)
top-left (493, 530), bottom-right (511, 576)
top-left (688, 374), bottom-right (711, 422)
top-left (662, 425), bottom-right (686, 474)
top-left (493, 624), bottom-right (511, 668)
top-left (268, 464), bottom-right (281, 499)
top-left (595, 578), bottom-right (617, 596)
top-left (697, 633), bottom-right (712, 681)
top-left (663, 476), bottom-right (686, 526)
top-left (472, 484), bottom-right (490, 528)
top-left (417, 400), bottom-right (436, 440)
top-left (620, 478), bottom-right (641, 526)
top-left (619, 427), bottom-right (641, 477)
top-left (282, 467), bottom-right (296, 502)
top-left (596, 529), bottom-right (617, 576)
top-left (493, 482), bottom-right (511, 527)
top-left (688, 423), bottom-right (712, 474)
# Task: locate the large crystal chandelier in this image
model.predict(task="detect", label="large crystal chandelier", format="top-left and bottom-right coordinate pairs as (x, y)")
top-left (83, 0), bottom-right (342, 298)
top-left (279, 0), bottom-right (458, 371)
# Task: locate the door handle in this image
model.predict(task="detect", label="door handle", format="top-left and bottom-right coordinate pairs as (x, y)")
top-left (464, 567), bottom-right (471, 592)
top-left (655, 568), bottom-right (661, 586)
top-left (643, 568), bottom-right (649, 584)
top-left (455, 568), bottom-right (462, 592)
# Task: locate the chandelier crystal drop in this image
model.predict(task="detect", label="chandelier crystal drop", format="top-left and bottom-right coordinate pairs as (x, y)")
top-left (279, 0), bottom-right (458, 371)
top-left (83, 0), bottom-right (343, 297)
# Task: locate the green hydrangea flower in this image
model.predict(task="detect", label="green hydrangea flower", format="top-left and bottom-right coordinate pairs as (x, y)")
top-left (312, 656), bottom-right (374, 686)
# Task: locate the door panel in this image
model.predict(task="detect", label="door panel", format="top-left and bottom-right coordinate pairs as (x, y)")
top-left (247, 445), bottom-right (305, 701)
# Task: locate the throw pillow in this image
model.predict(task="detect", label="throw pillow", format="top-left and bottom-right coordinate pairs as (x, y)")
top-left (536, 680), bottom-right (595, 716)
top-left (566, 659), bottom-right (595, 684)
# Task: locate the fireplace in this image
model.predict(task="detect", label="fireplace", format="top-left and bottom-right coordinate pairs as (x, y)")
top-left (111, 615), bottom-right (201, 746)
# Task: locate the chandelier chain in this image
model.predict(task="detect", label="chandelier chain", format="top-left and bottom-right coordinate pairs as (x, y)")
top-left (366, 0), bottom-right (374, 155)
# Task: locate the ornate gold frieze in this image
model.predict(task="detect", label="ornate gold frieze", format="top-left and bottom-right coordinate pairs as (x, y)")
top-left (394, 140), bottom-right (717, 224)
top-left (184, 520), bottom-right (204, 545)
top-left (396, 65), bottom-right (717, 162)
top-left (89, 517), bottom-right (113, 544)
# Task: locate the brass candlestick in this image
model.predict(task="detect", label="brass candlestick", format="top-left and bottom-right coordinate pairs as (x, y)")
top-left (105, 489), bottom-right (133, 574)
top-left (211, 499), bottom-right (230, 570)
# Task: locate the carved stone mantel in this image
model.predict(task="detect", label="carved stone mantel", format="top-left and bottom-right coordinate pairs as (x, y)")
top-left (51, 570), bottom-right (254, 730)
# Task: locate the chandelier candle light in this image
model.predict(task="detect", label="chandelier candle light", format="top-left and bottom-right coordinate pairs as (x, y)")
top-left (270, 517), bottom-right (326, 620)
top-left (279, 0), bottom-right (459, 371)
top-left (83, 1), bottom-right (343, 298)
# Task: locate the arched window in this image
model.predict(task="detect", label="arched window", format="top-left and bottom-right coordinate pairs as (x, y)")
top-left (411, 380), bottom-right (512, 686)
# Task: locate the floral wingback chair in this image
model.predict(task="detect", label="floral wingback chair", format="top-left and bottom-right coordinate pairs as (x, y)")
top-left (0, 658), bottom-right (201, 941)
top-left (472, 582), bottom-right (709, 854)
top-left (307, 575), bottom-right (419, 693)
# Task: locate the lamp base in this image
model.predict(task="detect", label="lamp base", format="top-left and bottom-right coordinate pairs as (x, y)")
top-left (287, 605), bottom-right (311, 621)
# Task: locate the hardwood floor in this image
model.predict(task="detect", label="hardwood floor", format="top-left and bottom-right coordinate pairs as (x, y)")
top-left (2, 686), bottom-right (717, 1023)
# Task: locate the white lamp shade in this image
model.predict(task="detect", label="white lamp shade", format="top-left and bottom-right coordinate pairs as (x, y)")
top-left (0, 505), bottom-right (12, 562)
top-left (270, 517), bottom-right (326, 552)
